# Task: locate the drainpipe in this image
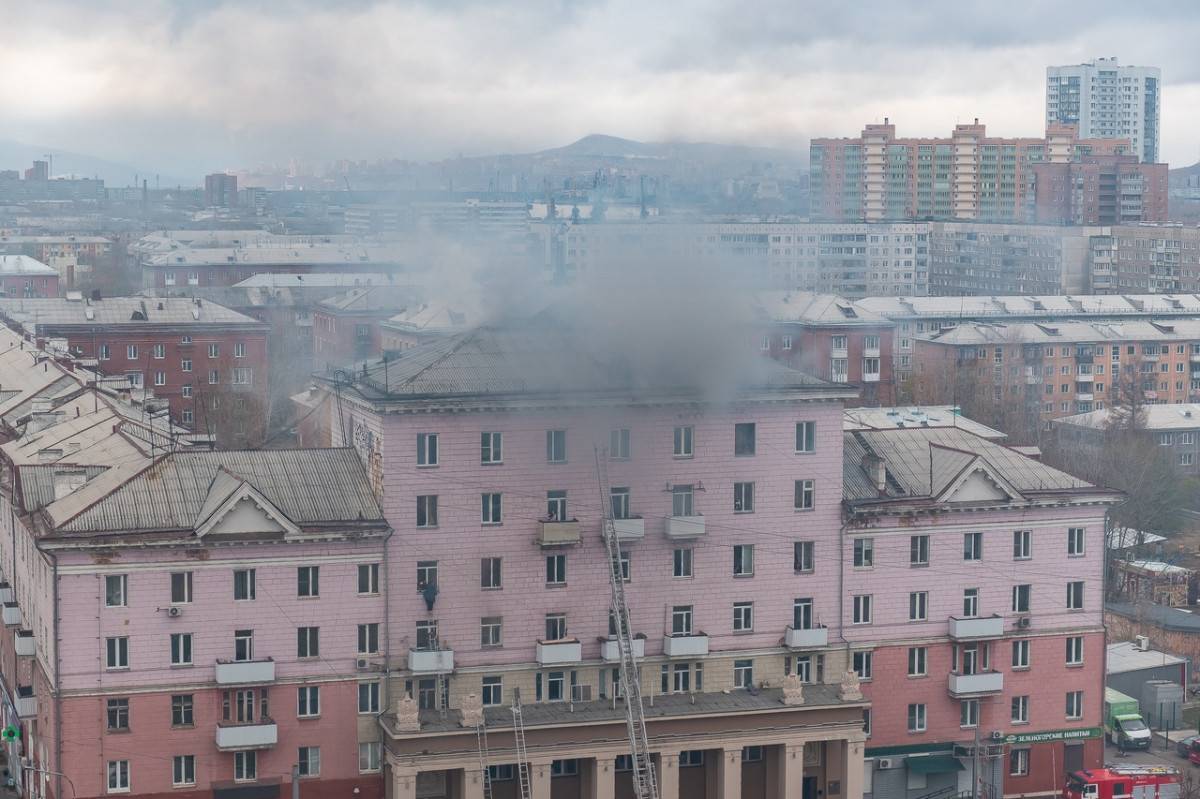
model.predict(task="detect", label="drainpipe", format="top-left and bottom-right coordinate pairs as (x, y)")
top-left (381, 525), bottom-right (393, 715)
top-left (51, 552), bottom-right (61, 799)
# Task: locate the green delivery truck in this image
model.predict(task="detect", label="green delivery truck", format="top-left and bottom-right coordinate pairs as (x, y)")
top-left (1105, 687), bottom-right (1152, 751)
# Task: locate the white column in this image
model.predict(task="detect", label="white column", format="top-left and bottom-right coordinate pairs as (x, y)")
top-left (392, 767), bottom-right (418, 799)
top-left (842, 738), bottom-right (866, 799)
top-left (529, 760), bottom-right (552, 799)
top-left (463, 766), bottom-right (485, 799)
top-left (592, 756), bottom-right (615, 799)
top-left (777, 744), bottom-right (805, 799)
top-left (719, 747), bottom-right (742, 799)
top-left (658, 751), bottom-right (680, 799)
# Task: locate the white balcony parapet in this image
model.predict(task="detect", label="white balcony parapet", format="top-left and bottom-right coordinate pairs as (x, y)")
top-left (408, 649), bottom-right (454, 673)
top-left (536, 639), bottom-right (583, 666)
top-left (15, 630), bottom-right (34, 657)
top-left (15, 688), bottom-right (36, 718)
top-left (600, 636), bottom-right (645, 663)
top-left (665, 515), bottom-right (705, 539)
top-left (538, 520), bottom-right (581, 546)
top-left (214, 658), bottom-right (275, 685)
top-left (862, 373), bottom-right (881, 383)
top-left (948, 671), bottom-right (1004, 697)
top-left (785, 625), bottom-right (829, 649)
top-left (2, 603), bottom-right (21, 627)
top-left (611, 517), bottom-right (645, 541)
top-left (215, 720), bottom-right (278, 751)
top-left (662, 633), bottom-right (709, 658)
top-left (0, 583), bottom-right (12, 604)
top-left (947, 615), bottom-right (1005, 640)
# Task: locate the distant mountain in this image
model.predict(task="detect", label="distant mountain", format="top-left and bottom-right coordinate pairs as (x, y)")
top-left (538, 133), bottom-right (806, 168)
top-left (0, 139), bottom-right (195, 187)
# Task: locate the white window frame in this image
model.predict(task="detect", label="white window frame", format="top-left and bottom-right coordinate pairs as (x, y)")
top-left (107, 759), bottom-right (131, 793)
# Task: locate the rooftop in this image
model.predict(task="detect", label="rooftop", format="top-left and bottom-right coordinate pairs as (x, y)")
top-left (1106, 641), bottom-right (1186, 675)
top-left (857, 294), bottom-right (1200, 320)
top-left (317, 285), bottom-right (417, 313)
top-left (144, 245), bottom-right (410, 268)
top-left (920, 319), bottom-right (1200, 346)
top-left (234, 272), bottom-right (405, 288)
top-left (1108, 601), bottom-right (1200, 633)
top-left (1056, 404), bottom-right (1200, 431)
top-left (382, 301), bottom-right (477, 334)
top-left (0, 296), bottom-right (265, 329)
top-left (843, 406), bottom-right (1006, 439)
top-left (0, 255), bottom-right (57, 276)
top-left (752, 291), bottom-right (892, 327)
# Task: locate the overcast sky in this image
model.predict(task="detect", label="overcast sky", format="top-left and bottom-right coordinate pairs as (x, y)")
top-left (5, 0), bottom-right (1199, 177)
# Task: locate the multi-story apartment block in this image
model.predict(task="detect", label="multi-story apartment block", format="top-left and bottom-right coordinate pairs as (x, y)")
top-left (0, 296), bottom-right (270, 448)
top-left (204, 172), bottom-right (239, 207)
top-left (1047, 58), bottom-right (1161, 163)
top-left (1088, 224), bottom-right (1200, 294)
top-left (926, 222), bottom-right (1099, 296)
top-left (810, 120), bottom-right (1166, 224)
top-left (311, 286), bottom-right (414, 371)
top-left (1053, 403), bottom-right (1200, 479)
top-left (138, 245), bottom-right (411, 290)
top-left (0, 254), bottom-right (59, 297)
top-left (843, 412), bottom-right (1117, 799)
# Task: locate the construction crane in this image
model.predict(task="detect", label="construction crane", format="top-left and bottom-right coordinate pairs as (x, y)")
top-left (594, 447), bottom-right (659, 799)
top-left (511, 688), bottom-right (533, 799)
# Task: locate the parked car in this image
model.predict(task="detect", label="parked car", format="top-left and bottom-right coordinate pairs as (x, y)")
top-left (1177, 735), bottom-right (1200, 758)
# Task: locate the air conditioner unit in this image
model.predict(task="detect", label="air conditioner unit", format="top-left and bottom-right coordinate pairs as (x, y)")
top-left (166, 606), bottom-right (182, 618)
top-left (571, 685), bottom-right (592, 703)
top-left (1135, 635), bottom-right (1150, 651)
top-left (355, 658), bottom-right (372, 671)
top-left (876, 758), bottom-right (896, 770)
top-left (991, 731), bottom-right (1005, 741)
top-left (1016, 616), bottom-right (1032, 629)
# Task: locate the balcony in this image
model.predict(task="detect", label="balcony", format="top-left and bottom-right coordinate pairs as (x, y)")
top-left (611, 517), bottom-right (645, 541)
top-left (214, 658), bottom-right (275, 685)
top-left (862, 373), bottom-right (880, 383)
top-left (0, 582), bottom-right (11, 604)
top-left (864, 346), bottom-right (881, 358)
top-left (408, 648), bottom-right (454, 673)
top-left (1076, 372), bottom-right (1095, 382)
top-left (948, 615), bottom-right (1005, 640)
top-left (2, 603), bottom-right (21, 627)
top-left (785, 625), bottom-right (829, 649)
top-left (831, 347), bottom-right (848, 359)
top-left (1191, 353), bottom-right (1200, 363)
top-left (662, 633), bottom-right (709, 658)
top-left (600, 635), bottom-right (646, 663)
top-left (215, 719), bottom-right (278, 751)
top-left (14, 629), bottom-right (34, 657)
top-left (536, 639), bottom-right (583, 666)
top-left (538, 519), bottom-right (580, 547)
top-left (665, 515), bottom-right (705, 539)
top-left (948, 671), bottom-right (1004, 697)
top-left (1076, 392), bottom-right (1094, 402)
top-left (15, 686), bottom-right (35, 718)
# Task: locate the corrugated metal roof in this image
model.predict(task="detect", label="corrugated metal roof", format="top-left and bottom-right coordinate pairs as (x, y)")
top-left (20, 465), bottom-right (109, 512)
top-left (752, 291), bottom-right (892, 326)
top-left (922, 318), bottom-right (1200, 345)
top-left (57, 448), bottom-right (382, 534)
top-left (843, 406), bottom-right (1006, 439)
top-left (0, 297), bottom-right (263, 328)
top-left (0, 255), bottom-right (57, 275)
top-left (1057, 404), bottom-right (1200, 431)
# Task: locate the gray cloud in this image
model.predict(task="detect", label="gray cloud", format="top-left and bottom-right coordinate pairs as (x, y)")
top-left (4, 0), bottom-right (1198, 178)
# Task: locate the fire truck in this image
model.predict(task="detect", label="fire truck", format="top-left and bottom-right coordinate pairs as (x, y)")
top-left (1064, 765), bottom-right (1181, 799)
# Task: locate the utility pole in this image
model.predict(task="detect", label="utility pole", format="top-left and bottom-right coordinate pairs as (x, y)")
top-left (972, 725), bottom-right (981, 799)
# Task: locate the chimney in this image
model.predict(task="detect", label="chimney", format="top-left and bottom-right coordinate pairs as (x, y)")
top-left (861, 453), bottom-right (887, 493)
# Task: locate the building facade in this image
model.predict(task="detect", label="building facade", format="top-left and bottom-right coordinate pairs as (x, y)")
top-left (1046, 58), bottom-right (1161, 164)
top-left (1053, 403), bottom-right (1200, 480)
top-left (0, 255), bottom-right (59, 297)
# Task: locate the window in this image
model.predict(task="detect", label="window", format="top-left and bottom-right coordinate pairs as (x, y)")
top-left (181, 389), bottom-right (192, 404)
top-left (208, 343), bottom-right (219, 358)
top-left (126, 344), bottom-right (138, 360)
top-left (794, 541), bottom-right (814, 572)
top-left (482, 676), bottom-right (503, 707)
top-left (551, 760), bottom-right (579, 778)
top-left (172, 755), bottom-right (195, 787)
top-left (358, 742), bottom-right (382, 773)
top-left (234, 751), bottom-right (258, 782)
top-left (545, 614), bottom-right (567, 641)
top-left (358, 681), bottom-right (380, 714)
top-left (1012, 584), bottom-right (1031, 613)
top-left (106, 698), bottom-right (129, 731)
top-left (863, 709), bottom-right (872, 738)
top-left (417, 433), bottom-right (438, 466)
top-left (297, 566), bottom-right (319, 597)
top-left (733, 602), bottom-right (754, 632)
top-left (672, 548), bottom-right (693, 578)
top-left (416, 561), bottom-right (438, 592)
top-left (545, 555), bottom-right (566, 585)
top-left (106, 636), bottom-right (129, 669)
top-left (208, 369), bottom-right (219, 385)
top-left (910, 535), bottom-right (929, 566)
top-left (489, 765), bottom-right (515, 782)
top-left (540, 670), bottom-right (567, 702)
top-left (297, 627), bottom-right (319, 658)
top-left (479, 615), bottom-right (503, 647)
top-left (760, 335), bottom-right (771, 351)
top-left (794, 479), bottom-right (815, 510)
top-left (852, 595), bottom-right (872, 624)
top-left (181, 358), bottom-right (192, 372)
top-left (963, 588), bottom-right (979, 618)
top-left (671, 605), bottom-right (693, 635)
top-left (1013, 530), bottom-right (1032, 560)
top-left (733, 481), bottom-right (754, 512)
top-left (832, 335), bottom-right (848, 351)
top-left (171, 694), bottom-right (193, 726)
top-left (734, 423), bottom-right (756, 456)
top-left (234, 629), bottom-right (253, 661)
top-left (742, 746), bottom-right (764, 763)
top-left (610, 487), bottom-right (630, 519)
top-left (1067, 581), bottom-right (1085, 610)
top-left (298, 685), bottom-right (320, 717)
top-left (108, 760), bottom-right (130, 792)
top-left (908, 646), bottom-right (927, 677)
top-left (909, 591), bottom-right (928, 622)
top-left (481, 432), bottom-right (503, 464)
top-left (671, 485), bottom-right (694, 516)
top-left (733, 659), bottom-right (754, 688)
top-left (358, 563), bottom-right (380, 594)
top-left (782, 336), bottom-right (793, 350)
top-left (673, 425), bottom-right (694, 457)
top-left (170, 633), bottom-right (193, 666)
top-left (231, 367), bottom-right (252, 385)
top-left (105, 574), bottom-right (128, 607)
top-left (1012, 695), bottom-right (1029, 724)
top-left (796, 421), bottom-right (815, 452)
top-left (1010, 748), bottom-right (1030, 777)
top-left (233, 569), bottom-right (256, 600)
top-left (481, 492), bottom-right (503, 524)
top-left (680, 751), bottom-right (705, 768)
top-left (1068, 527), bottom-right (1085, 556)
top-left (1066, 690), bottom-right (1083, 720)
top-left (415, 620), bottom-right (438, 651)
top-left (546, 429), bottom-right (567, 463)
top-left (609, 428), bottom-right (631, 459)
top-left (733, 544), bottom-right (754, 576)
top-left (793, 598), bottom-right (814, 630)
top-left (416, 495), bottom-right (438, 527)
top-left (546, 490), bottom-right (567, 521)
top-left (907, 703), bottom-right (927, 733)
top-left (964, 532), bottom-right (983, 560)
top-left (358, 623), bottom-right (380, 654)
top-left (960, 699), bottom-right (980, 728)
top-left (853, 538), bottom-right (873, 567)
top-left (853, 651), bottom-right (872, 680)
top-left (481, 558), bottom-right (502, 589)
top-left (154, 371), bottom-right (166, 386)
top-left (1066, 636), bottom-right (1084, 665)
top-left (99, 344), bottom-right (110, 360)
top-left (1012, 639), bottom-right (1031, 669)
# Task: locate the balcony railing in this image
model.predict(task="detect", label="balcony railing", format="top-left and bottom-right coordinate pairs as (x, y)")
top-left (947, 615), bottom-right (1005, 640)
top-left (0, 582), bottom-right (11, 604)
top-left (785, 625), bottom-right (829, 649)
top-left (215, 719), bottom-right (278, 751)
top-left (538, 519), bottom-right (581, 546)
top-left (665, 515), bottom-right (705, 539)
top-left (408, 648), bottom-right (454, 673)
top-left (14, 629), bottom-right (34, 657)
top-left (15, 686), bottom-right (35, 718)
top-left (2, 602), bottom-right (21, 627)
top-left (536, 639), bottom-right (583, 666)
top-left (600, 635), bottom-right (645, 663)
top-left (862, 373), bottom-right (881, 383)
top-left (214, 658), bottom-right (275, 685)
top-left (662, 633), bottom-right (709, 658)
top-left (611, 517), bottom-right (645, 541)
top-left (948, 671), bottom-right (1004, 697)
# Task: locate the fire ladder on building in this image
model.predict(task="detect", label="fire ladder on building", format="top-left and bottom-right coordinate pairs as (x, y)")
top-left (511, 688), bottom-right (533, 799)
top-left (594, 447), bottom-right (660, 799)
top-left (474, 720), bottom-right (494, 799)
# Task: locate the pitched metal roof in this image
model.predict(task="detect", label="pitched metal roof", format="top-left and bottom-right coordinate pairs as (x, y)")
top-left (0, 255), bottom-right (57, 276)
top-left (55, 448), bottom-right (383, 534)
top-left (1056, 404), bottom-right (1200, 431)
top-left (752, 291), bottom-right (893, 326)
top-left (0, 297), bottom-right (264, 328)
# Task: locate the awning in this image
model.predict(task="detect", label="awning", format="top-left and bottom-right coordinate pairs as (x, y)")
top-left (907, 755), bottom-right (965, 774)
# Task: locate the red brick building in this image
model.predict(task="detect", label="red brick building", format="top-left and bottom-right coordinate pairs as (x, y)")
top-left (1033, 156), bottom-right (1169, 225)
top-left (0, 254), bottom-right (59, 297)
top-left (0, 296), bottom-right (269, 447)
top-left (312, 286), bottom-right (414, 372)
